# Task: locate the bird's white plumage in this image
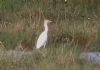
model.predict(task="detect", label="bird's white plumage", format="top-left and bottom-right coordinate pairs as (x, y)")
top-left (36, 19), bottom-right (51, 49)
top-left (36, 31), bottom-right (47, 49)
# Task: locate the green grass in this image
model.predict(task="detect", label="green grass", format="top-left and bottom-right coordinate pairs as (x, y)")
top-left (0, 45), bottom-right (99, 70)
top-left (0, 0), bottom-right (100, 22)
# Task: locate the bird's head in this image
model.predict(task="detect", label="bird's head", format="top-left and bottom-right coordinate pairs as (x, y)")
top-left (44, 19), bottom-right (52, 25)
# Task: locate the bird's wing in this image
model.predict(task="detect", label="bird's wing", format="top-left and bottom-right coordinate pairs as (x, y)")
top-left (36, 31), bottom-right (47, 48)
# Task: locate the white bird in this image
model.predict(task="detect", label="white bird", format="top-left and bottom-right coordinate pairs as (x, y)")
top-left (36, 19), bottom-right (52, 49)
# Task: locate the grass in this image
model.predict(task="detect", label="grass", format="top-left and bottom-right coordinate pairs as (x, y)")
top-left (0, 17), bottom-right (100, 70)
top-left (0, 45), bottom-right (99, 70)
top-left (0, 0), bottom-right (100, 70)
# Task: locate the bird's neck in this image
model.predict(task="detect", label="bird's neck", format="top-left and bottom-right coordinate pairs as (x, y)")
top-left (44, 23), bottom-right (48, 32)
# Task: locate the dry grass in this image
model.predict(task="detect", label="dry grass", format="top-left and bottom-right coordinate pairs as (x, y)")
top-left (0, 17), bottom-right (100, 50)
top-left (0, 45), bottom-right (99, 70)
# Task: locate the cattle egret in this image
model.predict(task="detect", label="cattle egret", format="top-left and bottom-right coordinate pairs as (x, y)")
top-left (36, 19), bottom-right (52, 49)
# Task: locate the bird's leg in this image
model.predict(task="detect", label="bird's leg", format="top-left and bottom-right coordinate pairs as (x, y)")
top-left (44, 43), bottom-right (46, 48)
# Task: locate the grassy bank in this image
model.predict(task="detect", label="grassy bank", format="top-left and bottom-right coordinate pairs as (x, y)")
top-left (0, 45), bottom-right (100, 70)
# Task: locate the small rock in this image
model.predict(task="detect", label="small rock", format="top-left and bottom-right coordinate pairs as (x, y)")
top-left (80, 52), bottom-right (100, 64)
